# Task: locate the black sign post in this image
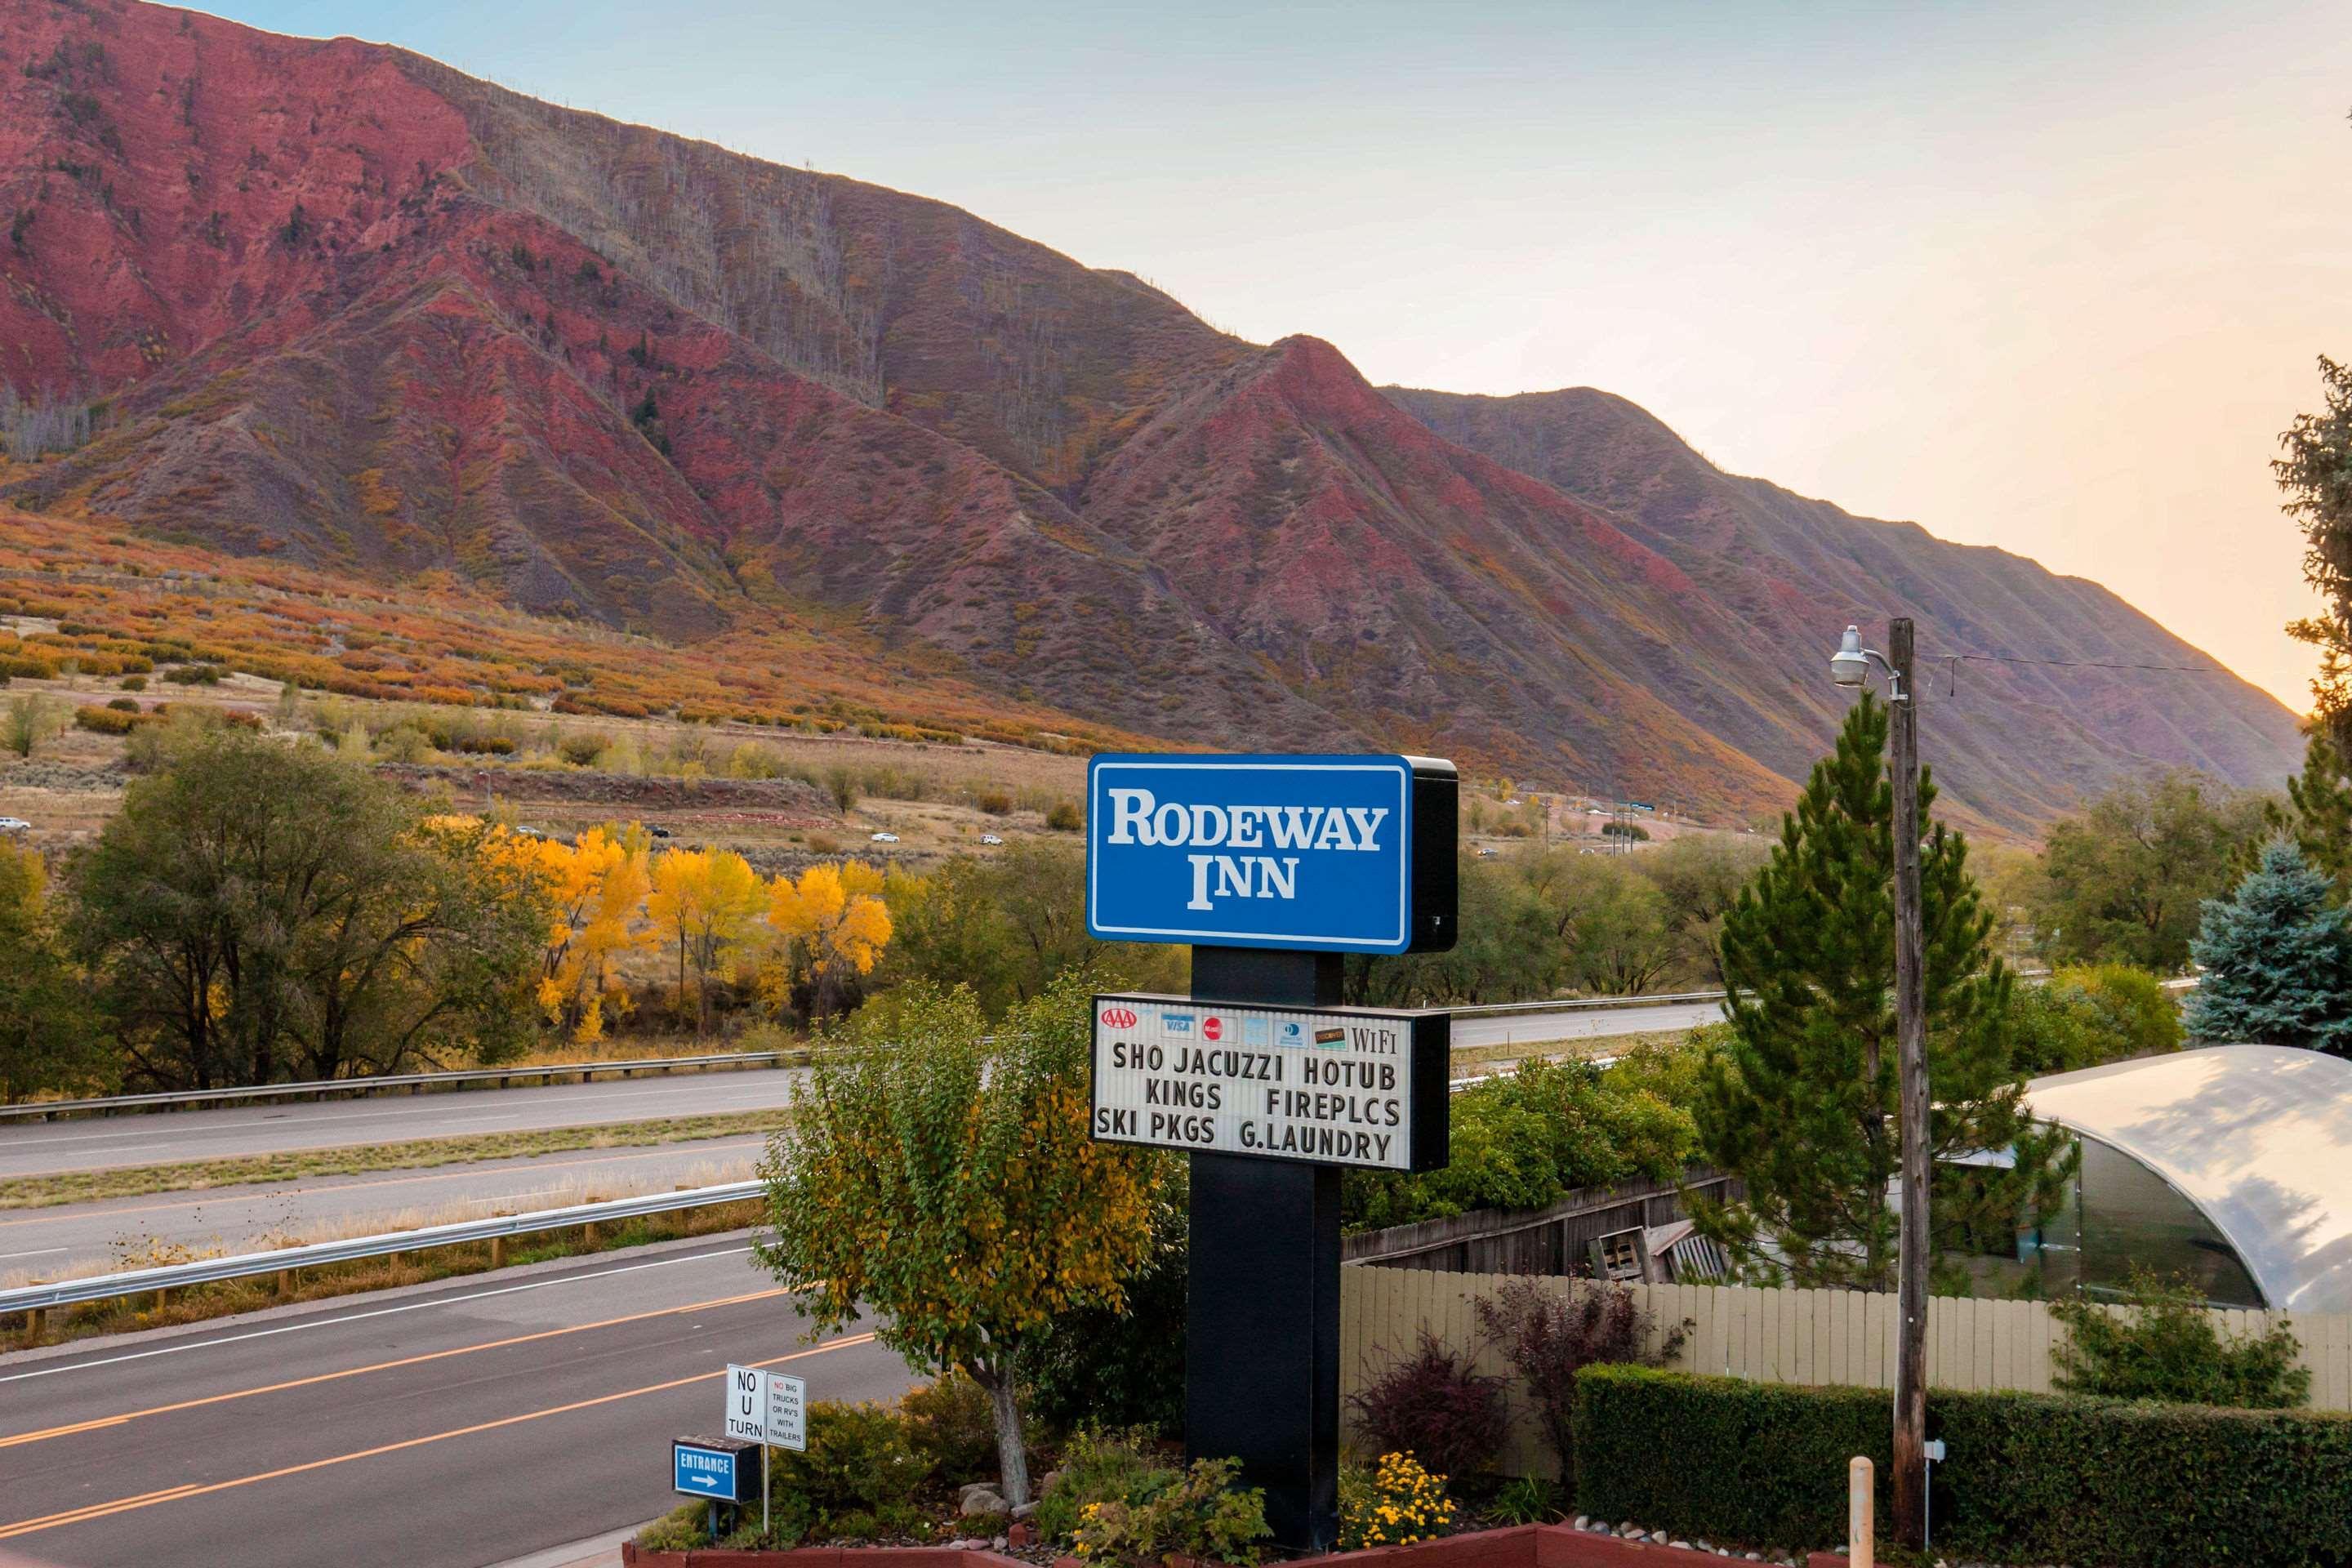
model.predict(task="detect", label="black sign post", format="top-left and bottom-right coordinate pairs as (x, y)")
top-left (1084, 754), bottom-right (1458, 1556)
top-left (1187, 946), bottom-right (1347, 1551)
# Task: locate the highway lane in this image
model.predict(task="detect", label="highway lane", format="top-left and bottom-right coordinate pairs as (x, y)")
top-left (0, 1001), bottom-right (1719, 1183)
top-left (0, 1071), bottom-right (807, 1183)
top-left (0, 1239), bottom-right (916, 1568)
top-left (0, 1139), bottom-right (769, 1287)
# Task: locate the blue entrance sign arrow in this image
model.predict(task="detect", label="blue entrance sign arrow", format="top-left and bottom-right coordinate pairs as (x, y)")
top-left (672, 1438), bottom-right (747, 1502)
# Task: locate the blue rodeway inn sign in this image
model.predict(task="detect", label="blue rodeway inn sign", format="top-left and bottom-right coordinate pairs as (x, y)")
top-left (1085, 754), bottom-right (1457, 953)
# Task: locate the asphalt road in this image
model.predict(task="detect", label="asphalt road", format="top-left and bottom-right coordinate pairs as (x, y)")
top-left (0, 1239), bottom-right (915, 1568)
top-left (0, 1138), bottom-right (769, 1286)
top-left (0, 1071), bottom-right (808, 1183)
top-left (0, 1001), bottom-right (1721, 1185)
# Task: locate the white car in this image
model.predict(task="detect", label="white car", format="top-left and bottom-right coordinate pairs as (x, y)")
top-left (870, 831), bottom-right (900, 844)
top-left (0, 817), bottom-right (28, 835)
top-left (979, 834), bottom-right (1004, 845)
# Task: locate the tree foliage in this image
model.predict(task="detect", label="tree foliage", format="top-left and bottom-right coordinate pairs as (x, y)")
top-left (1695, 693), bottom-right (2072, 1289)
top-left (2184, 838), bottom-right (2352, 1052)
top-left (2278, 354), bottom-right (2352, 739)
top-left (2270, 728), bottom-right (2352, 889)
top-left (755, 973), bottom-right (1163, 1506)
top-left (2029, 770), bottom-right (2264, 972)
top-left (644, 845), bottom-right (765, 1035)
top-left (0, 840), bottom-right (106, 1102)
top-left (68, 730), bottom-right (550, 1088)
top-left (767, 859), bottom-right (893, 1020)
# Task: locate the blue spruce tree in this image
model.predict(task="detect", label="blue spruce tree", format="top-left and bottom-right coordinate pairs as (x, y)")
top-left (2185, 839), bottom-right (2352, 1053)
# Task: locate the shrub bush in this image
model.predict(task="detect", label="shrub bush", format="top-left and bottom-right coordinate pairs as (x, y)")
top-left (74, 704), bottom-right (137, 735)
top-left (1032, 1426), bottom-right (1165, 1546)
top-left (901, 1370), bottom-right (1000, 1484)
top-left (1045, 800), bottom-right (1082, 832)
top-left (1345, 1331), bottom-right (1506, 1483)
top-left (978, 790), bottom-right (1013, 817)
top-left (105, 697), bottom-right (140, 712)
top-left (1070, 1454), bottom-right (1269, 1565)
top-left (760, 1400), bottom-right (929, 1543)
top-left (118, 674), bottom-right (145, 693)
top-left (1343, 1058), bottom-right (1698, 1232)
top-left (1575, 1365), bottom-right (2352, 1567)
top-left (1024, 1166), bottom-right (1187, 1438)
top-left (1478, 1278), bottom-right (1687, 1486)
top-left (2052, 1269), bottom-right (2310, 1407)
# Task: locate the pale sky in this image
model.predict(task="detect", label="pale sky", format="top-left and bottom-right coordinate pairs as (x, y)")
top-left (212, 0), bottom-right (2352, 710)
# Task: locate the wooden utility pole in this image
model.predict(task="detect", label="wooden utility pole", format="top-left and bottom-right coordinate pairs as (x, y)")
top-left (1886, 617), bottom-right (1929, 1546)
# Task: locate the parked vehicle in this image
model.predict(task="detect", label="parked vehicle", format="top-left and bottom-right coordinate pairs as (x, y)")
top-left (0, 817), bottom-right (29, 836)
top-left (979, 834), bottom-right (1004, 845)
top-left (870, 831), bottom-right (900, 844)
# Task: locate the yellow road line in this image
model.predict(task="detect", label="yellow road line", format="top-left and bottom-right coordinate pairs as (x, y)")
top-left (0, 1287), bottom-right (786, 1450)
top-left (0, 1333), bottom-right (875, 1540)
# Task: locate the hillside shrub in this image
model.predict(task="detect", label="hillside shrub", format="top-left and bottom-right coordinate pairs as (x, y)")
top-left (1574, 1365), bottom-right (2352, 1567)
top-left (899, 1370), bottom-right (999, 1482)
top-left (2051, 1269), bottom-right (2310, 1407)
top-left (1045, 800), bottom-right (1081, 832)
top-left (1345, 1331), bottom-right (1506, 1483)
top-left (72, 704), bottom-right (136, 735)
top-left (105, 697), bottom-right (139, 712)
top-left (118, 674), bottom-right (146, 692)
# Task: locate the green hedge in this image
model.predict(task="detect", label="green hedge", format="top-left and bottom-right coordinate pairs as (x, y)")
top-left (1575, 1365), bottom-right (2352, 1567)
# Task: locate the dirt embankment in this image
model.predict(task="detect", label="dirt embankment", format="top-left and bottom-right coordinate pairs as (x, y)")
top-left (376, 763), bottom-right (839, 824)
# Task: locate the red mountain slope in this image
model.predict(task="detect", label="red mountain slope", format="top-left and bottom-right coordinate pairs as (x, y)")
top-left (0, 0), bottom-right (2304, 828)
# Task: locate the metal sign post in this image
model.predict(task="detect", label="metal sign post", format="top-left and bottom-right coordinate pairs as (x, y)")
top-left (724, 1365), bottom-right (807, 1539)
top-left (1085, 754), bottom-right (1456, 1553)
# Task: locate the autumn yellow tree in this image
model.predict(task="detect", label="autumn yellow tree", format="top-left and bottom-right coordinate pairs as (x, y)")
top-left (766, 859), bottom-right (894, 1021)
top-left (530, 826), bottom-right (652, 1041)
top-left (646, 845), bottom-right (765, 1034)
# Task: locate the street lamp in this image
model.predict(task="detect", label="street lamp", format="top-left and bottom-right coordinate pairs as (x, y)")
top-left (1829, 620), bottom-right (1930, 1549)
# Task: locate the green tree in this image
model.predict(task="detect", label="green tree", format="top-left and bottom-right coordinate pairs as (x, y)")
top-left (1635, 833), bottom-right (1772, 988)
top-left (2278, 354), bottom-right (2352, 740)
top-left (2184, 839), bottom-right (2352, 1053)
top-left (69, 730), bottom-right (546, 1089)
top-left (0, 840), bottom-right (106, 1102)
top-left (2031, 770), bottom-right (2265, 972)
top-left (1694, 694), bottom-right (2072, 1289)
top-left (755, 973), bottom-right (1163, 1506)
top-left (880, 841), bottom-right (1181, 1013)
top-left (4, 693), bottom-right (60, 759)
top-left (2052, 1269), bottom-right (2310, 1408)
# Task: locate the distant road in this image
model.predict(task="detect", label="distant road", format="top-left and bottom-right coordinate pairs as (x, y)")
top-left (0, 1240), bottom-right (912, 1568)
top-left (0, 1141), bottom-right (768, 1286)
top-left (0, 999), bottom-right (1720, 1186)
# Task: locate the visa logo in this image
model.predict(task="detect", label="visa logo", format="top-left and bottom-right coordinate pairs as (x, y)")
top-left (1161, 1013), bottom-right (1195, 1034)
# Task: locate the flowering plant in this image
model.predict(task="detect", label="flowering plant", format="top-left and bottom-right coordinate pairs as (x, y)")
top-left (1339, 1452), bottom-right (1455, 1550)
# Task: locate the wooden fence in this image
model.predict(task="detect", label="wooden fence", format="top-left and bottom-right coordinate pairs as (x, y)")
top-left (1342, 1170), bottom-right (1736, 1275)
top-left (1339, 1267), bottom-right (2352, 1478)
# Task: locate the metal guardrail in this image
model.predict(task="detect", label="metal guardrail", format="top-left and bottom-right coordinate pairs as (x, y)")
top-left (1450, 989), bottom-right (1726, 1018)
top-left (0, 1049), bottom-right (800, 1121)
top-left (0, 1180), bottom-right (768, 1316)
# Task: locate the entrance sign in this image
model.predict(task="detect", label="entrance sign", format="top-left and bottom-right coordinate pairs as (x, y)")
top-left (1085, 755), bottom-right (1457, 954)
top-left (724, 1365), bottom-right (808, 1450)
top-left (672, 1436), bottom-right (760, 1503)
top-left (1091, 994), bottom-right (1448, 1172)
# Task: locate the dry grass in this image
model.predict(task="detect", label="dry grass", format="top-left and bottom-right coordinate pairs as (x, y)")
top-left (3, 1196), bottom-right (768, 1352)
top-left (2, 1107), bottom-right (791, 1210)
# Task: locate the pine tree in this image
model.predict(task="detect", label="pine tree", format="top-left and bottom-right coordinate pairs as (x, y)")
top-left (1693, 693), bottom-right (2073, 1290)
top-left (2184, 839), bottom-right (2352, 1053)
top-left (2269, 731), bottom-right (2352, 889)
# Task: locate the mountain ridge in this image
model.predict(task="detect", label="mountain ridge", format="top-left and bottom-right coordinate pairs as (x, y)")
top-left (0, 0), bottom-right (2304, 831)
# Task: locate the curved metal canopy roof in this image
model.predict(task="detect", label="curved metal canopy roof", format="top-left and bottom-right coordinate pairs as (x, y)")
top-left (2027, 1045), bottom-right (2352, 1313)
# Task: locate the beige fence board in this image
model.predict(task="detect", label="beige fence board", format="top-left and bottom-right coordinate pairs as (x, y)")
top-left (1344, 1268), bottom-right (2352, 1432)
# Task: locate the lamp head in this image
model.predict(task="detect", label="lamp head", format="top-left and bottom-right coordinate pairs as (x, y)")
top-left (1829, 625), bottom-right (1872, 688)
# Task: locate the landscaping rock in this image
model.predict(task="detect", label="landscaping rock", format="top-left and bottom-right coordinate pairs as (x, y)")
top-left (958, 1482), bottom-right (997, 1507)
top-left (1573, 1517), bottom-right (1589, 1531)
top-left (1011, 1503), bottom-right (1040, 1521)
top-left (960, 1488), bottom-right (1008, 1517)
